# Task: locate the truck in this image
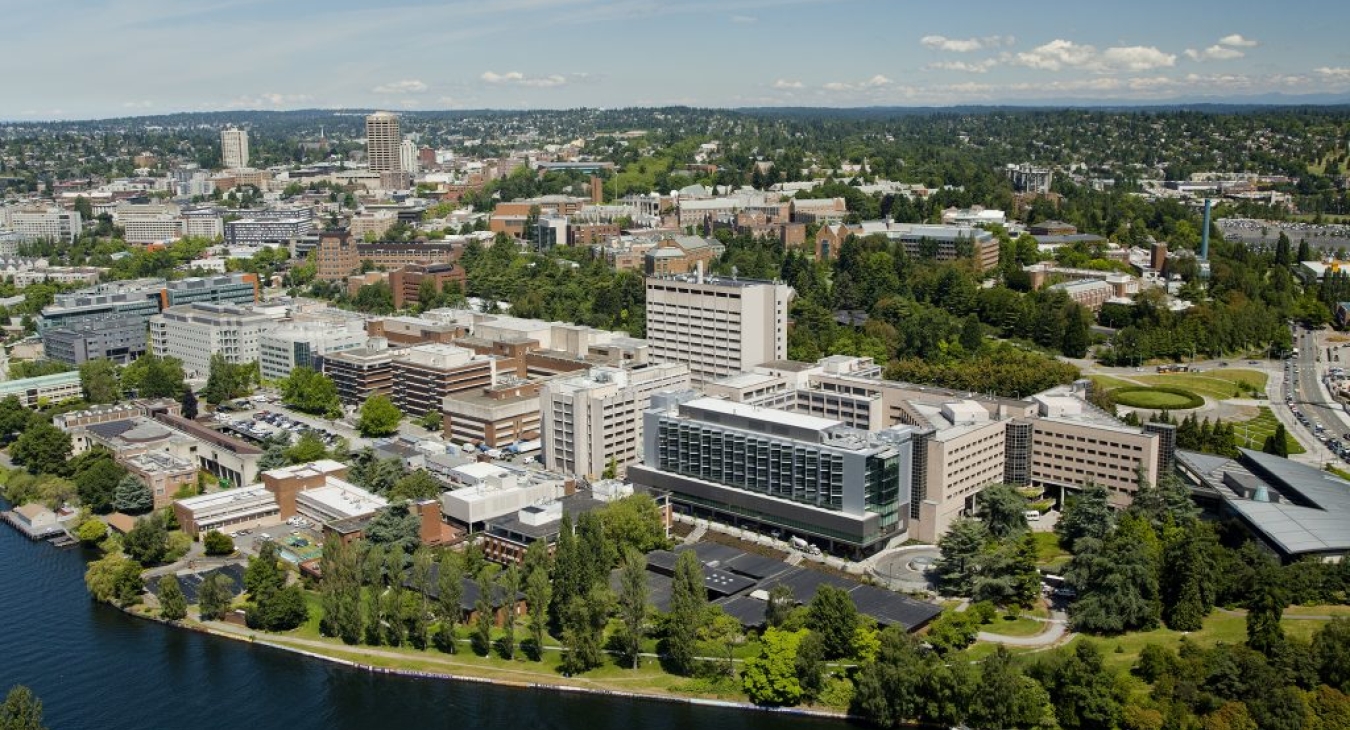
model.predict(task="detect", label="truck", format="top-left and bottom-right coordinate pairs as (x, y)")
top-left (789, 536), bottom-right (822, 555)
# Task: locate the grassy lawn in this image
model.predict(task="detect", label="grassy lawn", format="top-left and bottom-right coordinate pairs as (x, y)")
top-left (1089, 374), bottom-right (1141, 391)
top-left (1112, 387), bottom-right (1203, 409)
top-left (1031, 532), bottom-right (1070, 570)
top-left (1061, 611), bottom-right (1338, 675)
top-left (1137, 369), bottom-right (1268, 401)
top-left (985, 615), bottom-right (1050, 637)
top-left (1232, 407), bottom-right (1306, 455)
top-left (1326, 465), bottom-right (1350, 481)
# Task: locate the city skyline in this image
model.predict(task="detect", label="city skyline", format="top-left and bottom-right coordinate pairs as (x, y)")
top-left (6, 0), bottom-right (1350, 120)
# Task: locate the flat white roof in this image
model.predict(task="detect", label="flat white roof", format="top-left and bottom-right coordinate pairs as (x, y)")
top-left (683, 397), bottom-right (842, 432)
top-left (297, 480), bottom-right (388, 518)
top-left (177, 485), bottom-right (275, 510)
top-left (452, 462), bottom-right (511, 481)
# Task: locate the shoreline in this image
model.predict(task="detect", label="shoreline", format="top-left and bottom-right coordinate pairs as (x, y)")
top-left (118, 604), bottom-right (854, 723)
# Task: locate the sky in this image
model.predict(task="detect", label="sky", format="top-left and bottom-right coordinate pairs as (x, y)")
top-left (6, 0), bottom-right (1350, 119)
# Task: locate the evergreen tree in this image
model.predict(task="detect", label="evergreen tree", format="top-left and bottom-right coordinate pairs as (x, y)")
top-left (978, 483), bottom-right (1029, 539)
top-left (198, 573), bottom-right (234, 621)
top-left (935, 517), bottom-right (988, 596)
top-left (1162, 525), bottom-right (1217, 631)
top-left (616, 547), bottom-right (650, 668)
top-left (1067, 514), bottom-right (1161, 634)
top-left (666, 549), bottom-right (707, 675)
top-left (1055, 482), bottom-right (1115, 551)
top-left (319, 538), bottom-right (363, 644)
top-left (0, 685), bottom-right (48, 730)
top-left (1248, 561), bottom-right (1287, 655)
top-left (157, 574), bottom-right (187, 621)
top-left (179, 388), bottom-right (199, 419)
top-left (112, 474), bottom-right (153, 513)
top-left (806, 585), bottom-right (859, 660)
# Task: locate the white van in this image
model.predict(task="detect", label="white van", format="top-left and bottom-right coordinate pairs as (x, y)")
top-left (1025, 510), bottom-right (1042, 521)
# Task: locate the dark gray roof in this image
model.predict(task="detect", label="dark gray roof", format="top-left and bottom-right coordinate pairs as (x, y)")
top-left (1181, 448), bottom-right (1350, 557)
top-left (85, 419), bottom-right (140, 440)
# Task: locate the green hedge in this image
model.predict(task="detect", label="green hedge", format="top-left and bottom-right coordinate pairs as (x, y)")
top-left (1110, 386), bottom-right (1204, 410)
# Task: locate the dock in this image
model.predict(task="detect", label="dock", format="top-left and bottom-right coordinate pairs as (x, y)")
top-left (1, 509), bottom-right (71, 541)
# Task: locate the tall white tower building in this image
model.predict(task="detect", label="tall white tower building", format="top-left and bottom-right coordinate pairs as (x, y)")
top-left (221, 128), bottom-right (249, 169)
top-left (365, 112), bottom-right (403, 173)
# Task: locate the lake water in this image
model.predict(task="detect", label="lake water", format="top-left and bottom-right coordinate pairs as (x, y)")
top-left (0, 513), bottom-right (844, 730)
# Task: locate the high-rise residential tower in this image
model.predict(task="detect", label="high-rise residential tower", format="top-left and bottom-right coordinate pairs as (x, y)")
top-left (221, 128), bottom-right (249, 169)
top-left (365, 112), bottom-right (403, 173)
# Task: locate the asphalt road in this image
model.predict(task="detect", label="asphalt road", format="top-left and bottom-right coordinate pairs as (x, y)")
top-left (1286, 327), bottom-right (1350, 466)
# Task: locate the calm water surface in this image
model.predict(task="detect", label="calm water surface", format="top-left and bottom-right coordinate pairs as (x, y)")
top-left (0, 510), bottom-right (847, 730)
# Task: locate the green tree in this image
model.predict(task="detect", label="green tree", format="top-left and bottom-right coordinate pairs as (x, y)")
top-left (666, 549), bottom-right (707, 675)
top-left (112, 474), bottom-right (153, 513)
top-left (123, 514), bottom-right (169, 565)
top-left (1030, 641), bottom-right (1122, 730)
top-left (75, 517), bottom-right (107, 546)
top-left (560, 587), bottom-right (611, 675)
top-left (389, 470), bottom-right (443, 501)
top-left (766, 584), bottom-right (796, 628)
top-left (122, 354), bottom-right (185, 398)
top-left (473, 570), bottom-right (494, 656)
top-left (0, 395), bottom-right (30, 444)
top-left (258, 443), bottom-right (289, 472)
top-left (365, 502), bottom-right (421, 558)
top-left (245, 541), bottom-right (285, 598)
top-left (278, 366), bottom-right (341, 417)
top-left (202, 354), bottom-right (253, 405)
top-left (72, 453), bottom-right (126, 513)
top-left (806, 585), bottom-right (859, 660)
top-left (158, 574), bottom-right (188, 621)
top-left (742, 627), bottom-right (806, 706)
top-left (1161, 526), bottom-right (1216, 631)
top-left (11, 420), bottom-right (73, 477)
top-left (436, 556), bottom-right (464, 653)
top-left (524, 544), bottom-right (551, 661)
top-left (616, 547), bottom-right (650, 668)
top-left (1055, 482), bottom-right (1115, 551)
top-left (0, 685), bottom-right (48, 730)
top-left (1263, 424), bottom-right (1290, 457)
top-left (202, 530), bottom-right (235, 556)
top-left (794, 629), bottom-right (827, 702)
top-left (198, 572), bottom-right (235, 620)
top-left (83, 552), bottom-right (145, 604)
top-left (970, 647), bottom-right (1051, 729)
top-left (249, 584), bottom-right (309, 631)
top-left (179, 388), bottom-right (199, 419)
top-left (285, 431), bottom-right (328, 464)
top-left (1067, 514), bottom-right (1161, 634)
top-left (319, 537), bottom-right (363, 645)
top-left (978, 484), bottom-right (1030, 539)
top-left (597, 494), bottom-right (669, 555)
top-left (496, 565), bottom-right (520, 660)
top-left (1314, 619), bottom-right (1350, 693)
top-left (935, 517), bottom-right (989, 596)
top-left (1247, 561), bottom-right (1287, 655)
top-left (79, 358), bottom-right (121, 404)
top-left (357, 394), bottom-right (402, 437)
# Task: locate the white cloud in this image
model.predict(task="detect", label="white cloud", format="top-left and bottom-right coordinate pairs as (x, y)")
top-left (821, 75), bottom-right (892, 92)
top-left (122, 100), bottom-right (154, 109)
top-left (920, 34), bottom-right (1014, 53)
top-left (1218, 34), bottom-right (1259, 47)
top-left (372, 79), bottom-right (427, 94)
top-left (1316, 67), bottom-right (1350, 82)
top-left (1015, 39), bottom-right (1098, 70)
top-left (927, 59), bottom-right (999, 74)
top-left (225, 93), bottom-right (312, 109)
top-left (1099, 46), bottom-right (1176, 72)
top-left (772, 79), bottom-right (803, 89)
top-left (481, 70), bottom-right (568, 88)
top-left (1014, 40), bottom-right (1174, 72)
top-left (730, 14), bottom-right (757, 23)
top-left (1185, 45), bottom-right (1245, 61)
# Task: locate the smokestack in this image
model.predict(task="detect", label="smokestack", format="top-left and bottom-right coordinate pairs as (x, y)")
top-left (696, 259), bottom-right (704, 284)
top-left (1200, 198), bottom-right (1212, 260)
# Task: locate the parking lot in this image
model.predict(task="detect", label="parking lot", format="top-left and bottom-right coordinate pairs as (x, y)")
top-left (211, 396), bottom-right (350, 451)
top-left (229, 520), bottom-right (325, 563)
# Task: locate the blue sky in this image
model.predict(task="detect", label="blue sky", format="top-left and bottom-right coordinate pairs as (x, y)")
top-left (7, 0), bottom-right (1350, 119)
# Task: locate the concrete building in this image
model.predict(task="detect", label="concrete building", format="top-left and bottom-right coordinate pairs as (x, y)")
top-left (259, 317), bottom-right (368, 381)
top-left (42, 314), bottom-right (147, 365)
top-left (41, 274), bottom-right (259, 332)
top-left (365, 112), bottom-right (402, 174)
top-left (540, 362), bottom-right (692, 478)
top-left (1007, 163), bottom-right (1053, 194)
top-left (439, 465), bottom-right (567, 527)
top-left (644, 273), bottom-right (792, 383)
top-left (123, 451), bottom-right (197, 510)
top-left (150, 303), bottom-right (275, 377)
top-left (174, 486), bottom-right (279, 538)
top-left (630, 393), bottom-right (917, 556)
top-left (312, 230), bottom-right (460, 281)
top-left (261, 460), bottom-right (388, 523)
top-left (390, 344), bottom-right (504, 418)
top-left (121, 214), bottom-right (184, 245)
top-left (441, 379), bottom-right (544, 448)
top-left (643, 236), bottom-right (725, 276)
top-left (224, 210), bottom-right (314, 248)
top-left (319, 348), bottom-right (394, 406)
top-left (389, 263), bottom-right (466, 309)
top-left (221, 128), bottom-right (249, 169)
top-left (0, 371), bottom-right (82, 407)
top-left (6, 207), bottom-right (81, 243)
top-left (399, 139), bottom-right (418, 175)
